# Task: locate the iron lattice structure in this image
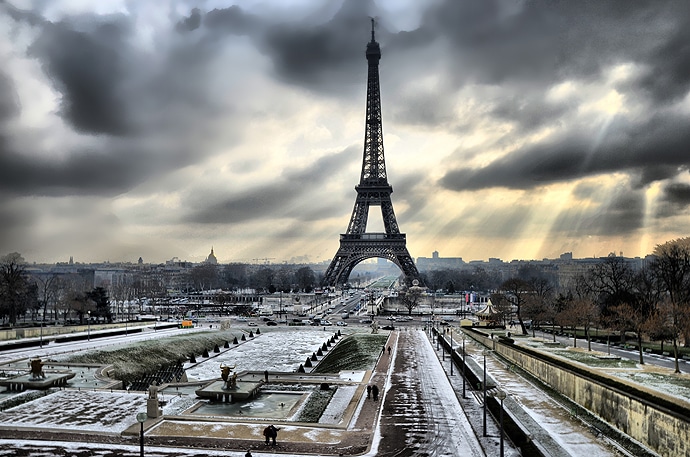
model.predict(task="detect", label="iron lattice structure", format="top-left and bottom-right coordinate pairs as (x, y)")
top-left (323, 22), bottom-right (421, 287)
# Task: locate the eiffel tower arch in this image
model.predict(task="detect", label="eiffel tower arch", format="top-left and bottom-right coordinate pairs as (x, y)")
top-left (323, 21), bottom-right (421, 287)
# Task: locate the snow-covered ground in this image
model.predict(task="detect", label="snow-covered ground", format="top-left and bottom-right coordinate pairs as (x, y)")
top-left (0, 325), bottom-right (657, 456)
top-left (0, 327), bottom-right (380, 455)
top-left (184, 328), bottom-right (340, 379)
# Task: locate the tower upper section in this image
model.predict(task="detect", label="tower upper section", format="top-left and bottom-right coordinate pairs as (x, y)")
top-left (360, 18), bottom-right (388, 186)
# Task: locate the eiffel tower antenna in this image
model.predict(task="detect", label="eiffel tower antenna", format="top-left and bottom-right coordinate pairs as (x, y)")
top-left (323, 23), bottom-right (421, 287)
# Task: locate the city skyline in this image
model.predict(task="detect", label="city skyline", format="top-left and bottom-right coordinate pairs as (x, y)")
top-left (2, 1), bottom-right (690, 265)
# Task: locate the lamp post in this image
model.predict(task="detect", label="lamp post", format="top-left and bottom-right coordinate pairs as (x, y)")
top-left (607, 333), bottom-right (611, 355)
top-left (496, 390), bottom-right (507, 457)
top-left (39, 311), bottom-right (44, 349)
top-left (442, 330), bottom-right (446, 361)
top-left (87, 311), bottom-right (91, 342)
top-left (449, 327), bottom-right (453, 375)
top-left (483, 350), bottom-right (487, 436)
top-left (462, 336), bottom-right (466, 398)
top-left (136, 412), bottom-right (147, 457)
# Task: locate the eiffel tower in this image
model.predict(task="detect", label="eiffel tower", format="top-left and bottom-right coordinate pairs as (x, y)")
top-left (323, 21), bottom-right (420, 287)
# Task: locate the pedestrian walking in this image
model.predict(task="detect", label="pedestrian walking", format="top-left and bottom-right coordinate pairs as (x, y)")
top-left (372, 384), bottom-right (379, 401)
top-left (387, 346), bottom-right (391, 355)
top-left (367, 385), bottom-right (372, 399)
top-left (245, 450), bottom-right (252, 457)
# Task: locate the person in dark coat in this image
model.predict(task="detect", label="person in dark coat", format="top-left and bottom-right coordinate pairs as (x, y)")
top-left (372, 384), bottom-right (379, 401)
top-left (263, 424), bottom-right (279, 445)
top-left (367, 385), bottom-right (372, 399)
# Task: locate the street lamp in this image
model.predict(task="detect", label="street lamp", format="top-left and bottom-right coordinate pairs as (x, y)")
top-left (483, 350), bottom-right (487, 435)
top-left (39, 310), bottom-right (44, 349)
top-left (442, 331), bottom-right (446, 361)
top-left (136, 412), bottom-right (147, 457)
top-left (496, 390), bottom-right (507, 457)
top-left (462, 336), bottom-right (466, 398)
top-left (450, 327), bottom-right (454, 376)
top-left (87, 311), bottom-right (91, 342)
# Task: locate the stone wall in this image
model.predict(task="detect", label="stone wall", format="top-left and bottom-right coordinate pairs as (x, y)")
top-left (0, 329), bottom-right (16, 341)
top-left (465, 330), bottom-right (690, 457)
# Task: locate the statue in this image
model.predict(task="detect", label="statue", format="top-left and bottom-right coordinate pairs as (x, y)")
top-left (147, 381), bottom-right (162, 418)
top-left (148, 381), bottom-right (159, 400)
top-left (29, 358), bottom-right (46, 380)
top-left (371, 320), bottom-right (379, 334)
top-left (220, 363), bottom-right (237, 389)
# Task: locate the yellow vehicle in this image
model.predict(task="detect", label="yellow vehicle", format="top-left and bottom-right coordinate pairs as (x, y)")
top-left (179, 319), bottom-right (194, 329)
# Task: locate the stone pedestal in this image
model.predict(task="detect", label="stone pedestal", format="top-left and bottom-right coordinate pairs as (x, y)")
top-left (147, 397), bottom-right (162, 418)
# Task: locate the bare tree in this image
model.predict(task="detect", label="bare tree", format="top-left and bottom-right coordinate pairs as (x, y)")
top-left (570, 274), bottom-right (600, 351)
top-left (499, 278), bottom-right (533, 335)
top-left (295, 267), bottom-right (316, 293)
top-left (33, 274), bottom-right (60, 324)
top-left (521, 275), bottom-right (555, 337)
top-left (650, 237), bottom-right (690, 373)
top-left (589, 255), bottom-right (636, 316)
top-left (644, 302), bottom-right (676, 355)
top-left (401, 284), bottom-right (425, 315)
top-left (0, 253), bottom-right (31, 325)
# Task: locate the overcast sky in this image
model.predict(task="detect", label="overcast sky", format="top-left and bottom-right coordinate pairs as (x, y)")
top-left (2, 0), bottom-right (690, 266)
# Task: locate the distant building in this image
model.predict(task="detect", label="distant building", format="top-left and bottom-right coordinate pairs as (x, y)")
top-left (416, 251), bottom-right (465, 271)
top-left (206, 247), bottom-right (218, 265)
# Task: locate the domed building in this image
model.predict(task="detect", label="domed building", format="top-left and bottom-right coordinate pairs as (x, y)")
top-left (206, 247), bottom-right (218, 265)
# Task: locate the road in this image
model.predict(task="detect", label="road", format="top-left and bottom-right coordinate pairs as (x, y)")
top-left (524, 326), bottom-right (690, 373)
top-left (0, 324), bottom-right (209, 365)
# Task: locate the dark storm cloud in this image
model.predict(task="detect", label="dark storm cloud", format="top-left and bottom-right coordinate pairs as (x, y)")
top-left (0, 143), bottom-right (173, 196)
top-left (0, 71), bottom-right (20, 123)
top-left (1, 3), bottom-right (252, 198)
top-left (28, 17), bottom-right (134, 135)
top-left (189, 147), bottom-right (356, 224)
top-left (634, 17), bottom-right (690, 103)
top-left (258, 0), bottom-right (376, 89)
top-left (423, 0), bottom-right (687, 87)
top-left (662, 183), bottom-right (690, 207)
top-left (656, 182), bottom-right (690, 218)
top-left (204, 5), bottom-right (259, 35)
top-left (176, 7), bottom-right (201, 33)
top-left (440, 111), bottom-right (690, 192)
top-left (489, 94), bottom-right (571, 134)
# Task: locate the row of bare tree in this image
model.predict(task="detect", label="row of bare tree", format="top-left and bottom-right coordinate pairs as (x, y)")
top-left (0, 253), bottom-right (322, 326)
top-left (0, 253), bottom-right (115, 326)
top-left (490, 238), bottom-right (690, 373)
